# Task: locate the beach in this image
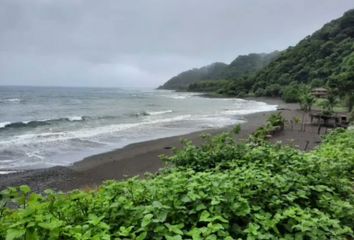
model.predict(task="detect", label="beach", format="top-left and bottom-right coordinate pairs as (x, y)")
top-left (0, 98), bottom-right (323, 192)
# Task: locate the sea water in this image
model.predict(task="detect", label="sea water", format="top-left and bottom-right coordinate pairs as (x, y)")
top-left (0, 86), bottom-right (277, 172)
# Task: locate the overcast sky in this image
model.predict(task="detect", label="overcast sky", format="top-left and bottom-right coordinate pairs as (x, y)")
top-left (0, 0), bottom-right (353, 88)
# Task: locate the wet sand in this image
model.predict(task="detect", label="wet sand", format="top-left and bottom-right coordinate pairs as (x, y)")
top-left (0, 98), bottom-right (323, 192)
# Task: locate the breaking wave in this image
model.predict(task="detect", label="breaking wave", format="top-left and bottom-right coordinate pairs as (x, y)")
top-left (145, 110), bottom-right (173, 115)
top-left (0, 116), bottom-right (86, 130)
top-left (0, 98), bottom-right (22, 104)
top-left (133, 110), bottom-right (173, 117)
top-left (0, 114), bottom-right (193, 147)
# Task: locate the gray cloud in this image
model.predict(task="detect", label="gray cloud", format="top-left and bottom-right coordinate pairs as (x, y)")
top-left (0, 0), bottom-right (353, 88)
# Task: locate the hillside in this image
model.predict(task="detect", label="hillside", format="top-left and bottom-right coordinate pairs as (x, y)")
top-left (158, 62), bottom-right (228, 90)
top-left (251, 9), bottom-right (354, 97)
top-left (158, 52), bottom-right (279, 90)
top-left (222, 51), bottom-right (280, 80)
top-left (159, 9), bottom-right (354, 105)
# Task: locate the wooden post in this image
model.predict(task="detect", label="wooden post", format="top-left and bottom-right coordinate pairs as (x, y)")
top-left (304, 141), bottom-right (310, 151)
top-left (317, 121), bottom-right (321, 135)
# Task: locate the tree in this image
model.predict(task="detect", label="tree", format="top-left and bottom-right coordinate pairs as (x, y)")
top-left (331, 53), bottom-right (354, 112)
top-left (282, 85), bottom-right (300, 103)
top-left (265, 84), bottom-right (282, 97)
top-left (299, 90), bottom-right (315, 131)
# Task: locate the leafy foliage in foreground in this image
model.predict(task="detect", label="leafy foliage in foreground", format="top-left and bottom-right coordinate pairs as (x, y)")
top-left (0, 129), bottom-right (353, 239)
top-left (164, 113), bottom-right (285, 172)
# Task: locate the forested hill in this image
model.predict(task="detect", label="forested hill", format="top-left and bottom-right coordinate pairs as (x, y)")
top-left (158, 52), bottom-right (279, 90)
top-left (157, 62), bottom-right (228, 90)
top-left (251, 9), bottom-right (354, 95)
top-left (159, 9), bottom-right (354, 105)
top-left (222, 51), bottom-right (280, 80)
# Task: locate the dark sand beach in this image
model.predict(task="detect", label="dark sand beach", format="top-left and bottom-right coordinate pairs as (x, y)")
top-left (0, 98), bottom-right (324, 192)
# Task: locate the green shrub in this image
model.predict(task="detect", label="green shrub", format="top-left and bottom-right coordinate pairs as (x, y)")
top-left (282, 85), bottom-right (300, 103)
top-left (264, 84), bottom-right (282, 97)
top-left (266, 112), bottom-right (285, 129)
top-left (254, 88), bottom-right (266, 97)
top-left (250, 112), bottom-right (285, 141)
top-left (0, 129), bottom-right (353, 239)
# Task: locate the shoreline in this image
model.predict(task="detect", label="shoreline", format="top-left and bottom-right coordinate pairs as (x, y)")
top-left (0, 97), bottom-right (323, 192)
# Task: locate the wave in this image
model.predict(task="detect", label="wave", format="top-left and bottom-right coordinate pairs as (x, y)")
top-left (171, 96), bottom-right (186, 99)
top-left (0, 122), bottom-right (11, 128)
top-left (145, 110), bottom-right (173, 115)
top-left (161, 92), bottom-right (201, 100)
top-left (0, 116), bottom-right (86, 130)
top-left (223, 103), bottom-right (278, 115)
top-left (0, 98), bottom-right (22, 104)
top-left (0, 171), bottom-right (16, 175)
top-left (0, 114), bottom-right (193, 147)
top-left (133, 110), bottom-right (173, 117)
top-left (67, 116), bottom-right (84, 121)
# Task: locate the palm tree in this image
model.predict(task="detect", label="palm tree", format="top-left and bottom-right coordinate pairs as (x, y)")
top-left (299, 91), bottom-right (315, 131)
top-left (320, 92), bottom-right (337, 116)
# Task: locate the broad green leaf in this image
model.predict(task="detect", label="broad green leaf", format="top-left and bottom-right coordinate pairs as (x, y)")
top-left (19, 185), bottom-right (31, 194)
top-left (141, 214), bottom-right (153, 228)
top-left (6, 228), bottom-right (26, 240)
top-left (199, 210), bottom-right (211, 222)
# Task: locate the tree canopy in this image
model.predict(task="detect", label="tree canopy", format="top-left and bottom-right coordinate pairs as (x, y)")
top-left (158, 52), bottom-right (279, 90)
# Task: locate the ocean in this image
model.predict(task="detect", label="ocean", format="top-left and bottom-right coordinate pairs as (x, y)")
top-left (0, 86), bottom-right (277, 173)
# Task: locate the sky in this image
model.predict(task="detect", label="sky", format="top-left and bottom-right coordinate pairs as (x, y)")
top-left (0, 0), bottom-right (353, 88)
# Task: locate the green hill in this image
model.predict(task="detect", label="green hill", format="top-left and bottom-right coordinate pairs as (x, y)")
top-left (251, 9), bottom-right (354, 98)
top-left (159, 9), bottom-right (354, 107)
top-left (158, 52), bottom-right (279, 90)
top-left (222, 51), bottom-right (280, 80)
top-left (158, 62), bottom-right (228, 90)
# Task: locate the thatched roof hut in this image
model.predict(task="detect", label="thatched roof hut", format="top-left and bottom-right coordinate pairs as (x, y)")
top-left (311, 87), bottom-right (328, 98)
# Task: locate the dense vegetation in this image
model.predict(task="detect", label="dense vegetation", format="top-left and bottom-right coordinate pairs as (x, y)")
top-left (251, 9), bottom-right (354, 104)
top-left (222, 52), bottom-right (280, 81)
top-left (158, 52), bottom-right (279, 91)
top-left (159, 10), bottom-right (354, 107)
top-left (157, 62), bottom-right (228, 90)
top-left (1, 121), bottom-right (353, 239)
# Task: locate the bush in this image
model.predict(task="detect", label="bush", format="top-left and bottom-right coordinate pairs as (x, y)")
top-left (282, 85), bottom-right (300, 103)
top-left (250, 112), bottom-right (285, 141)
top-left (254, 88), bottom-right (266, 97)
top-left (310, 78), bottom-right (324, 88)
top-left (0, 129), bottom-right (353, 239)
top-left (264, 84), bottom-right (282, 97)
